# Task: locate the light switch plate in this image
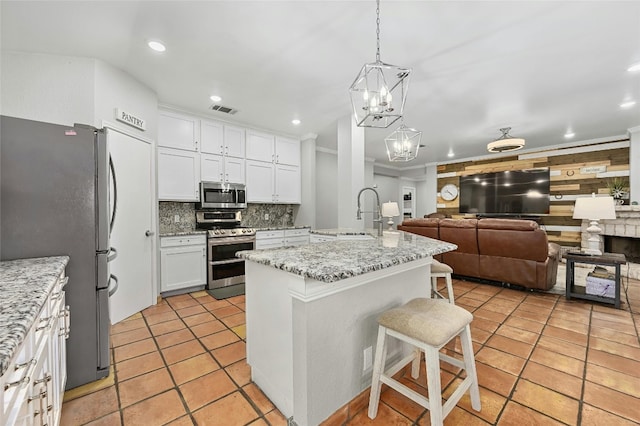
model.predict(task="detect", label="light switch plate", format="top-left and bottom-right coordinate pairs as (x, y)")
top-left (174, 214), bottom-right (180, 223)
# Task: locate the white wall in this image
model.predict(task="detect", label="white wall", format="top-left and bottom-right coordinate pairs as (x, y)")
top-left (630, 127), bottom-right (640, 204)
top-left (1, 51), bottom-right (95, 126)
top-left (94, 60), bottom-right (158, 141)
top-left (373, 175), bottom-right (402, 227)
top-left (315, 150), bottom-right (338, 229)
top-left (296, 134), bottom-right (317, 228)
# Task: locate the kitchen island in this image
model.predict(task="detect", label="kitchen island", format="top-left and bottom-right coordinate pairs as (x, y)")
top-left (237, 231), bottom-right (456, 426)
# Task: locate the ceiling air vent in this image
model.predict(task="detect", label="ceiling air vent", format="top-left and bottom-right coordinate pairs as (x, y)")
top-left (209, 104), bottom-right (238, 115)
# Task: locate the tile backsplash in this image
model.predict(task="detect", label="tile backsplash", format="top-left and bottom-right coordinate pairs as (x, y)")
top-left (159, 202), bottom-right (298, 233)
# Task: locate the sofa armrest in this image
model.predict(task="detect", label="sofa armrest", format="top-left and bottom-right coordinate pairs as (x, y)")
top-left (548, 242), bottom-right (561, 260)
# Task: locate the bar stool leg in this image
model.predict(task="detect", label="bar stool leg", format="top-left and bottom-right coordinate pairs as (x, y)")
top-left (368, 325), bottom-right (388, 419)
top-left (460, 325), bottom-right (481, 410)
top-left (411, 347), bottom-right (420, 379)
top-left (445, 273), bottom-right (455, 304)
top-left (425, 345), bottom-right (444, 425)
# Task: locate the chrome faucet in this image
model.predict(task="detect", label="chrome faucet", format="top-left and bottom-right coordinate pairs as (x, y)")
top-left (356, 187), bottom-right (383, 236)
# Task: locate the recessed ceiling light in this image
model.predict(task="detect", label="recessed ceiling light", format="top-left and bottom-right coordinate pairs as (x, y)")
top-left (147, 40), bottom-right (166, 52)
top-left (564, 131), bottom-right (575, 139)
top-left (628, 63), bottom-right (640, 72)
top-left (291, 119), bottom-right (301, 125)
top-left (620, 100), bottom-right (637, 109)
top-left (210, 95), bottom-right (222, 103)
top-left (447, 150), bottom-right (454, 158)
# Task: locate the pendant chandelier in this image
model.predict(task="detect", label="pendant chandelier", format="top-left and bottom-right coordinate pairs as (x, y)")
top-left (349, 0), bottom-right (411, 128)
top-left (385, 120), bottom-right (422, 162)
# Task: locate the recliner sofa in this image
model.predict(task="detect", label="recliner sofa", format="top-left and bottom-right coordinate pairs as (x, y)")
top-left (398, 218), bottom-right (561, 291)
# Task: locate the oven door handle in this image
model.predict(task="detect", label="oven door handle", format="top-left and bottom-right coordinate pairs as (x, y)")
top-left (210, 258), bottom-right (245, 266)
top-left (208, 238), bottom-right (256, 245)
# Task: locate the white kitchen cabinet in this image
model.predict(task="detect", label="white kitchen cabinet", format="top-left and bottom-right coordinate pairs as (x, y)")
top-left (256, 229), bottom-right (309, 249)
top-left (255, 230), bottom-right (285, 249)
top-left (310, 234), bottom-right (337, 243)
top-left (246, 130), bottom-right (275, 162)
top-left (201, 120), bottom-right (245, 158)
top-left (201, 154), bottom-right (245, 184)
top-left (246, 160), bottom-right (275, 203)
top-left (1, 271), bottom-right (69, 426)
top-left (160, 235), bottom-right (207, 293)
top-left (246, 161), bottom-right (301, 204)
top-left (275, 136), bottom-right (301, 166)
top-left (158, 110), bottom-right (200, 152)
top-left (158, 147), bottom-right (200, 201)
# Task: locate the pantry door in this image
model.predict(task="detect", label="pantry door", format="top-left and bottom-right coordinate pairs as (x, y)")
top-left (107, 127), bottom-right (156, 324)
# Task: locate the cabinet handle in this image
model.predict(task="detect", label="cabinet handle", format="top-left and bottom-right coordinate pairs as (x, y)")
top-left (220, 173), bottom-right (224, 181)
top-left (34, 373), bottom-right (52, 385)
top-left (37, 315), bottom-right (55, 331)
top-left (195, 140), bottom-right (199, 151)
top-left (220, 144), bottom-right (224, 154)
top-left (4, 358), bottom-right (37, 390)
top-left (272, 154), bottom-right (275, 163)
top-left (225, 146), bottom-right (229, 155)
top-left (60, 276), bottom-right (69, 288)
top-left (276, 154), bottom-right (279, 163)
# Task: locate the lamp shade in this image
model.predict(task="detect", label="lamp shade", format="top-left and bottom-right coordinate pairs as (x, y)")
top-left (573, 195), bottom-right (617, 220)
top-left (382, 202), bottom-right (400, 217)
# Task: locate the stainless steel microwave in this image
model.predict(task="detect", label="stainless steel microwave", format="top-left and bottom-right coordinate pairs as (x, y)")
top-left (198, 182), bottom-right (247, 209)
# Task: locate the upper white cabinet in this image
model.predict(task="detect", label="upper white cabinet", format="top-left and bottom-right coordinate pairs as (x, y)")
top-left (158, 148), bottom-right (200, 201)
top-left (275, 164), bottom-right (301, 203)
top-left (275, 136), bottom-right (301, 166)
top-left (158, 110), bottom-right (200, 152)
top-left (246, 160), bottom-right (275, 203)
top-left (246, 130), bottom-right (275, 162)
top-left (200, 120), bottom-right (245, 184)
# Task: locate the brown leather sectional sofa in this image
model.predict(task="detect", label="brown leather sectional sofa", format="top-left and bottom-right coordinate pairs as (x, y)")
top-left (398, 218), bottom-right (561, 291)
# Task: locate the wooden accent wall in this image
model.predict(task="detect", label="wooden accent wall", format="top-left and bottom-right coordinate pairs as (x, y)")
top-left (436, 141), bottom-right (630, 247)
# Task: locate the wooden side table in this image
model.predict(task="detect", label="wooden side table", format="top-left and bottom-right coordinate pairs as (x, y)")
top-left (563, 252), bottom-right (626, 308)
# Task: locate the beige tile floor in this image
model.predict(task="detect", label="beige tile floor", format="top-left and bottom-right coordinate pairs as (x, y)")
top-left (61, 275), bottom-right (640, 425)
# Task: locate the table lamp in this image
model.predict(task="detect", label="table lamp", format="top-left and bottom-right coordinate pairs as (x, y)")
top-left (381, 201), bottom-right (400, 232)
top-left (572, 194), bottom-right (616, 255)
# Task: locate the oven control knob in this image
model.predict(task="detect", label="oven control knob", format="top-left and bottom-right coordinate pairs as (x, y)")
top-left (214, 230), bottom-right (220, 235)
top-left (231, 230), bottom-right (236, 234)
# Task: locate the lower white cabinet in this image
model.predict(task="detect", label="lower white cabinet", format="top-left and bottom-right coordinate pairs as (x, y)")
top-left (158, 147), bottom-right (200, 201)
top-left (1, 271), bottom-right (69, 426)
top-left (310, 234), bottom-right (337, 243)
top-left (256, 229), bottom-right (309, 249)
top-left (160, 235), bottom-right (207, 292)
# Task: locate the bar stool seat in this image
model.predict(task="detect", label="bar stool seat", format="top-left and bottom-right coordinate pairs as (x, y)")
top-left (431, 260), bottom-right (455, 304)
top-left (368, 298), bottom-right (481, 426)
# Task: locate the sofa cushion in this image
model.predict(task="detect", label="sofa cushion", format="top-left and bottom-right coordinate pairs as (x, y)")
top-left (477, 219), bottom-right (548, 262)
top-left (398, 218), bottom-right (440, 239)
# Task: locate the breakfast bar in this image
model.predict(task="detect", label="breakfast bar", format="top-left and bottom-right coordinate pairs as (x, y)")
top-left (238, 231), bottom-right (456, 426)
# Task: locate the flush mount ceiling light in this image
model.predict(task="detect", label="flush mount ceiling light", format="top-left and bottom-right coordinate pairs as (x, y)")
top-left (291, 119), bottom-right (301, 125)
top-left (628, 63), bottom-right (640, 72)
top-left (209, 95), bottom-right (222, 102)
top-left (620, 100), bottom-right (637, 109)
top-left (349, 0), bottom-right (411, 128)
top-left (487, 127), bottom-right (525, 153)
top-left (385, 121), bottom-right (421, 162)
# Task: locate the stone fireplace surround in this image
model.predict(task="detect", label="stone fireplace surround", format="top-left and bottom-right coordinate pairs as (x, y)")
top-left (579, 206), bottom-right (640, 280)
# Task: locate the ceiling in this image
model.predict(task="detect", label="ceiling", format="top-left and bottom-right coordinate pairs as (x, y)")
top-left (2, 1), bottom-right (639, 168)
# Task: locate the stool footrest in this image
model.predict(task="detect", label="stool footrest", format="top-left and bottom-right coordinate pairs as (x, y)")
top-left (442, 376), bottom-right (474, 417)
top-left (384, 353), bottom-right (416, 379)
top-left (380, 374), bottom-right (431, 412)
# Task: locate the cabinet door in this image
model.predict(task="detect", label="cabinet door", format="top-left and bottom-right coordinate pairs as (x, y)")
top-left (224, 125), bottom-right (245, 158)
top-left (275, 164), bottom-right (301, 204)
top-left (246, 160), bottom-right (275, 202)
top-left (158, 148), bottom-right (200, 201)
top-left (200, 120), bottom-right (224, 154)
top-left (158, 111), bottom-right (199, 151)
top-left (160, 245), bottom-right (207, 292)
top-left (246, 130), bottom-right (275, 162)
top-left (224, 157), bottom-right (245, 184)
top-left (275, 136), bottom-right (300, 166)
top-left (201, 153), bottom-right (224, 183)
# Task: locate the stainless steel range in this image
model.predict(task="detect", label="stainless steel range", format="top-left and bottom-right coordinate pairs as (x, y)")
top-left (196, 210), bottom-right (255, 299)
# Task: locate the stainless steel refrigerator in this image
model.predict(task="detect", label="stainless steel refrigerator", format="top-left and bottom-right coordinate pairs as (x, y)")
top-left (1, 115), bottom-right (118, 389)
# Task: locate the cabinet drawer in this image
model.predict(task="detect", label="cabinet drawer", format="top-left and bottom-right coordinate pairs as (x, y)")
top-left (284, 236), bottom-right (309, 246)
top-left (256, 230), bottom-right (285, 240)
top-left (285, 228), bottom-right (309, 237)
top-left (161, 235), bottom-right (206, 248)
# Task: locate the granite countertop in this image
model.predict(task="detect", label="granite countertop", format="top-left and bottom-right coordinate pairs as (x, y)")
top-left (160, 230), bottom-right (208, 237)
top-left (0, 256), bottom-right (69, 376)
top-left (237, 231), bottom-right (456, 283)
top-left (309, 228), bottom-right (375, 236)
top-left (255, 226), bottom-right (311, 231)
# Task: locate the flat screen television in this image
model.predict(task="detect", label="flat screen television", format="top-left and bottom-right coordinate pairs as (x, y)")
top-left (459, 168), bottom-right (550, 215)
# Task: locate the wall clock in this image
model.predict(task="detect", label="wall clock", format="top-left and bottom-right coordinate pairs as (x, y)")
top-left (440, 184), bottom-right (458, 201)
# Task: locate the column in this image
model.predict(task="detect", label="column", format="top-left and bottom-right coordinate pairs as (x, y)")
top-left (337, 115), bottom-right (365, 229)
top-left (629, 126), bottom-right (640, 204)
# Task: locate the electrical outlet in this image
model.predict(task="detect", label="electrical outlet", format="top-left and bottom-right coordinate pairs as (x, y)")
top-left (363, 346), bottom-right (372, 372)
top-left (264, 213), bottom-right (269, 220)
top-left (174, 214), bottom-right (180, 223)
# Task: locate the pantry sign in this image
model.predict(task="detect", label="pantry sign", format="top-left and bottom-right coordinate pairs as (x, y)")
top-left (115, 108), bottom-right (146, 131)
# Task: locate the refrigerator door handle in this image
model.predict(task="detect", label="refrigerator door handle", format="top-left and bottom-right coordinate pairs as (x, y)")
top-left (109, 155), bottom-right (118, 236)
top-left (107, 247), bottom-right (118, 262)
top-left (107, 274), bottom-right (119, 297)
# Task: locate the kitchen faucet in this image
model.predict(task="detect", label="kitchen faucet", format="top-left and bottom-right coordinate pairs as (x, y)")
top-left (356, 187), bottom-right (383, 237)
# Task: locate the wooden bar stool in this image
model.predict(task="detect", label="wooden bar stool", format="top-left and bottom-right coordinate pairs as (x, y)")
top-left (368, 298), bottom-right (481, 426)
top-left (431, 259), bottom-right (455, 304)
